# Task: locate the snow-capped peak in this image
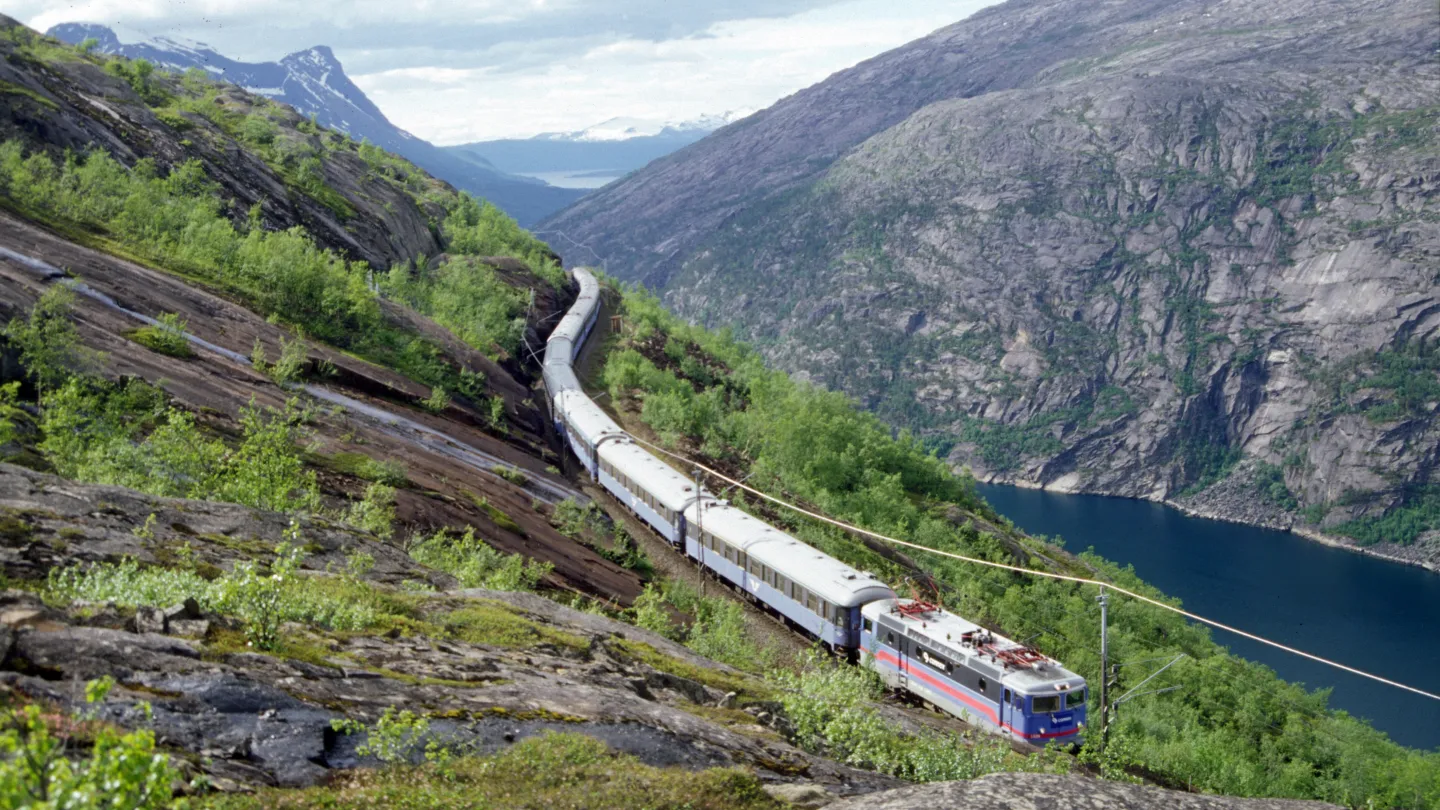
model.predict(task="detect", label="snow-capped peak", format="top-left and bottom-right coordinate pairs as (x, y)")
top-left (537, 110), bottom-right (752, 143)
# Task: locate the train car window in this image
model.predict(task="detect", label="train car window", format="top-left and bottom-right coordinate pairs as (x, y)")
top-left (738, 551), bottom-right (747, 569)
top-left (978, 677), bottom-right (987, 693)
top-left (884, 630), bottom-right (895, 646)
top-left (1003, 688), bottom-right (1011, 705)
top-left (1032, 695), bottom-right (1060, 713)
top-left (863, 618), bottom-right (873, 633)
top-left (1069, 688), bottom-right (1086, 707)
top-left (818, 600), bottom-right (829, 621)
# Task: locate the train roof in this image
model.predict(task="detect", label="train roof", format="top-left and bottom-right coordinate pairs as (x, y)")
top-left (556, 391), bottom-right (625, 445)
top-left (543, 363), bottom-right (583, 396)
top-left (689, 500), bottom-right (895, 608)
top-left (547, 267), bottom-right (601, 346)
top-left (863, 598), bottom-right (1085, 692)
top-left (597, 438), bottom-right (707, 512)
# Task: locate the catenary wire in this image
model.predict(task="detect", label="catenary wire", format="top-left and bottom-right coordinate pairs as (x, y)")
top-left (624, 434), bottom-right (1440, 703)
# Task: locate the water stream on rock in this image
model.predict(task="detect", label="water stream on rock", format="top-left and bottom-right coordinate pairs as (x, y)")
top-left (977, 482), bottom-right (1440, 751)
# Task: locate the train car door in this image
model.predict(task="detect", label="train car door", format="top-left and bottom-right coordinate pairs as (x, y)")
top-left (1001, 687), bottom-right (1012, 733)
top-left (895, 632), bottom-right (908, 690)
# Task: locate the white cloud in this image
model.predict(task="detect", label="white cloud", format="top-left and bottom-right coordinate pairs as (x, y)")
top-left (16, 0), bottom-right (998, 141)
top-left (359, 0), bottom-right (998, 142)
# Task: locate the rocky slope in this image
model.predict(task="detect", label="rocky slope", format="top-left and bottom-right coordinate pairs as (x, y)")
top-left (0, 467), bottom-right (897, 797)
top-left (542, 0), bottom-right (1440, 559)
top-left (827, 774), bottom-right (1342, 809)
top-left (45, 22), bottom-right (583, 225)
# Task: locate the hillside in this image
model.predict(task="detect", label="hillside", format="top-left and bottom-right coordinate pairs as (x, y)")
top-left (542, 0), bottom-right (1440, 560)
top-left (46, 23), bottom-right (584, 225)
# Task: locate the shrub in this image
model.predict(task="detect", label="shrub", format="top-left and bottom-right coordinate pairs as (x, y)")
top-left (0, 382), bottom-right (22, 447)
top-left (0, 680), bottom-right (188, 809)
top-left (127, 313), bottom-right (193, 358)
top-left (48, 535), bottom-right (378, 646)
top-left (252, 336), bottom-right (308, 385)
top-left (2, 285), bottom-right (98, 389)
top-left (347, 483), bottom-right (397, 540)
top-left (491, 464), bottom-right (528, 486)
top-left (409, 527), bottom-right (551, 591)
top-left (422, 386), bottom-right (450, 414)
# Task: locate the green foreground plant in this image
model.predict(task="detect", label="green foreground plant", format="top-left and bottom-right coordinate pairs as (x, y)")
top-left (0, 677), bottom-right (194, 809)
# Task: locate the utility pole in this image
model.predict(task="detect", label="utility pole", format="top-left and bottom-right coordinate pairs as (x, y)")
top-left (1097, 585), bottom-right (1109, 753)
top-left (695, 467), bottom-right (706, 598)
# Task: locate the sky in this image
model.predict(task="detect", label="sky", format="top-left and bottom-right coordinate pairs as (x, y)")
top-left (14, 0), bottom-right (999, 143)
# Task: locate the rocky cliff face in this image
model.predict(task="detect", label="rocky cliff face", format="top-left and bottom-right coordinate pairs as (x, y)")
top-left (543, 0), bottom-right (1440, 552)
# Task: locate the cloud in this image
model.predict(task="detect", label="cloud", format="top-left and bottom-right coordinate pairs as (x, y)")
top-left (360, 0), bottom-right (998, 142)
top-left (16, 0), bottom-right (998, 141)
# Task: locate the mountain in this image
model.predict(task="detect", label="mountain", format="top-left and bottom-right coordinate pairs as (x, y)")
top-left (46, 23), bottom-right (583, 226)
top-left (445, 112), bottom-right (746, 189)
top-left (543, 0), bottom-right (1440, 557)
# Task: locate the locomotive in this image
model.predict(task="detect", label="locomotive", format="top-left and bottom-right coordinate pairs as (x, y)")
top-left (541, 267), bottom-right (1085, 745)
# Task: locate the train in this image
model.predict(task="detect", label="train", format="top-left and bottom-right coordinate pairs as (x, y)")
top-left (540, 267), bottom-right (1087, 746)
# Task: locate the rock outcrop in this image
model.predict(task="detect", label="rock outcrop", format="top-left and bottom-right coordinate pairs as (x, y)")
top-left (826, 773), bottom-right (1342, 810)
top-left (543, 0), bottom-right (1440, 554)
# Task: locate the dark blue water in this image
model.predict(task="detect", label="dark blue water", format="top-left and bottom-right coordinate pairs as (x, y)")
top-left (975, 483), bottom-right (1440, 752)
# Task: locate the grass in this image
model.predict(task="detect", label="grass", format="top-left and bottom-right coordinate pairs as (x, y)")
top-left (316, 451), bottom-right (409, 486)
top-left (611, 638), bottom-right (770, 702)
top-left (439, 601), bottom-right (588, 652)
top-left (201, 731), bottom-right (784, 810)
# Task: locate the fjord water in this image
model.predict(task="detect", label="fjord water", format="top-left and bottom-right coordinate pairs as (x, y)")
top-left (975, 484), bottom-right (1440, 751)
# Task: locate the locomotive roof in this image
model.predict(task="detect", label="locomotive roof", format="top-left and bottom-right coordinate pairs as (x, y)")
top-left (864, 598), bottom-right (1085, 692)
top-left (688, 500), bottom-right (895, 608)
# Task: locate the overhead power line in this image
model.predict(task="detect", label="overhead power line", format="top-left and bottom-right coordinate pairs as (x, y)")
top-left (625, 435), bottom-right (1440, 703)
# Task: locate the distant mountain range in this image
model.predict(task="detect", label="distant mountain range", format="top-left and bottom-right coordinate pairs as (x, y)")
top-left (46, 23), bottom-right (583, 225)
top-left (446, 112), bottom-right (747, 189)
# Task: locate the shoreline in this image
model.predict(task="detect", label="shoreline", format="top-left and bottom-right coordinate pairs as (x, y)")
top-left (976, 474), bottom-right (1440, 576)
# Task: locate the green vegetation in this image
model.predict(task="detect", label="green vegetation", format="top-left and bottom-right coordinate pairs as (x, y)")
top-left (551, 499), bottom-right (652, 575)
top-left (1253, 462), bottom-right (1298, 511)
top-left (0, 141), bottom-right (540, 401)
top-left (1313, 341), bottom-right (1440, 425)
top-left (603, 284), bottom-right (1440, 807)
top-left (0, 383), bottom-right (23, 448)
top-left (1333, 486), bottom-right (1440, 546)
top-left (0, 677), bottom-right (194, 809)
top-left (440, 601), bottom-right (587, 651)
top-left (126, 313), bottom-right (194, 358)
top-left (409, 527), bottom-right (553, 591)
top-left (382, 254), bottom-right (530, 360)
top-left (48, 540), bottom-right (377, 648)
top-left (251, 336), bottom-right (309, 386)
top-left (321, 452), bottom-right (408, 487)
top-left (631, 581), bottom-right (775, 673)
top-left (38, 378), bottom-right (320, 514)
top-left (205, 731), bottom-right (781, 810)
top-left (777, 651), bottom-right (1065, 781)
top-left (346, 483), bottom-right (397, 540)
